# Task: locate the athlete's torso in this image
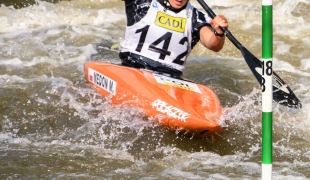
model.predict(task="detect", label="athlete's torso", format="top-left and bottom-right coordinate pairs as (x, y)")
top-left (121, 0), bottom-right (211, 72)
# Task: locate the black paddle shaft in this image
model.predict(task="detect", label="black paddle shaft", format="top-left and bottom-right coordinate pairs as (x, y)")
top-left (196, 0), bottom-right (302, 108)
top-left (197, 0), bottom-right (242, 49)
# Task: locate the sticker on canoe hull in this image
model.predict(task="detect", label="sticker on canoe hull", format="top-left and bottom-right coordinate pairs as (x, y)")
top-left (151, 99), bottom-right (190, 122)
top-left (153, 73), bottom-right (202, 93)
top-left (88, 68), bottom-right (117, 95)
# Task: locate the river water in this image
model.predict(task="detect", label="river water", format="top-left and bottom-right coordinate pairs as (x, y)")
top-left (0, 0), bottom-right (309, 179)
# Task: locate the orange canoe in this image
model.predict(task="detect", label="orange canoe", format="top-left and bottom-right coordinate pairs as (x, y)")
top-left (84, 62), bottom-right (223, 138)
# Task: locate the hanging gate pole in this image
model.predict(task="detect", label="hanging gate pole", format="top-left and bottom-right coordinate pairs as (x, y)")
top-left (262, 0), bottom-right (273, 179)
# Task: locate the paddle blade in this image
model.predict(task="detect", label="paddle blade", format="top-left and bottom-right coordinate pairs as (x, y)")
top-left (241, 47), bottom-right (302, 109)
top-left (196, 0), bottom-right (302, 108)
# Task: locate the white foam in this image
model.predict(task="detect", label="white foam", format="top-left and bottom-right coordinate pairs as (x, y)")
top-left (0, 0), bottom-right (124, 34)
top-left (300, 58), bottom-right (310, 70)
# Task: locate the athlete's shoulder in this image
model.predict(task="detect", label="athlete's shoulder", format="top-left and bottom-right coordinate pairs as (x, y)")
top-left (188, 3), bottom-right (210, 23)
top-left (124, 0), bottom-right (153, 26)
top-left (189, 4), bottom-right (211, 48)
top-left (124, 0), bottom-right (153, 9)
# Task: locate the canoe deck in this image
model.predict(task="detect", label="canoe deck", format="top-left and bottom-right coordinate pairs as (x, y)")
top-left (84, 62), bottom-right (223, 138)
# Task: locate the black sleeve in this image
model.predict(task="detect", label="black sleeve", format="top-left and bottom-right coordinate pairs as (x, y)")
top-left (191, 8), bottom-right (211, 49)
top-left (123, 0), bottom-right (152, 26)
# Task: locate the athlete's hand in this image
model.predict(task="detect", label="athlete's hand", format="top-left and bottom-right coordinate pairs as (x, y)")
top-left (209, 15), bottom-right (228, 35)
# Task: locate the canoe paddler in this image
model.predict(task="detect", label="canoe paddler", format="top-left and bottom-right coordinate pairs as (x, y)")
top-left (119, 0), bottom-right (229, 78)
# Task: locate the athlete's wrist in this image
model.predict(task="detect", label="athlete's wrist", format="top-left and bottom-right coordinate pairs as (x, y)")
top-left (213, 30), bottom-right (225, 37)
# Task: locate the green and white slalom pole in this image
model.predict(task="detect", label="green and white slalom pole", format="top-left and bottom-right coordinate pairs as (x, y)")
top-left (262, 0), bottom-right (273, 179)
